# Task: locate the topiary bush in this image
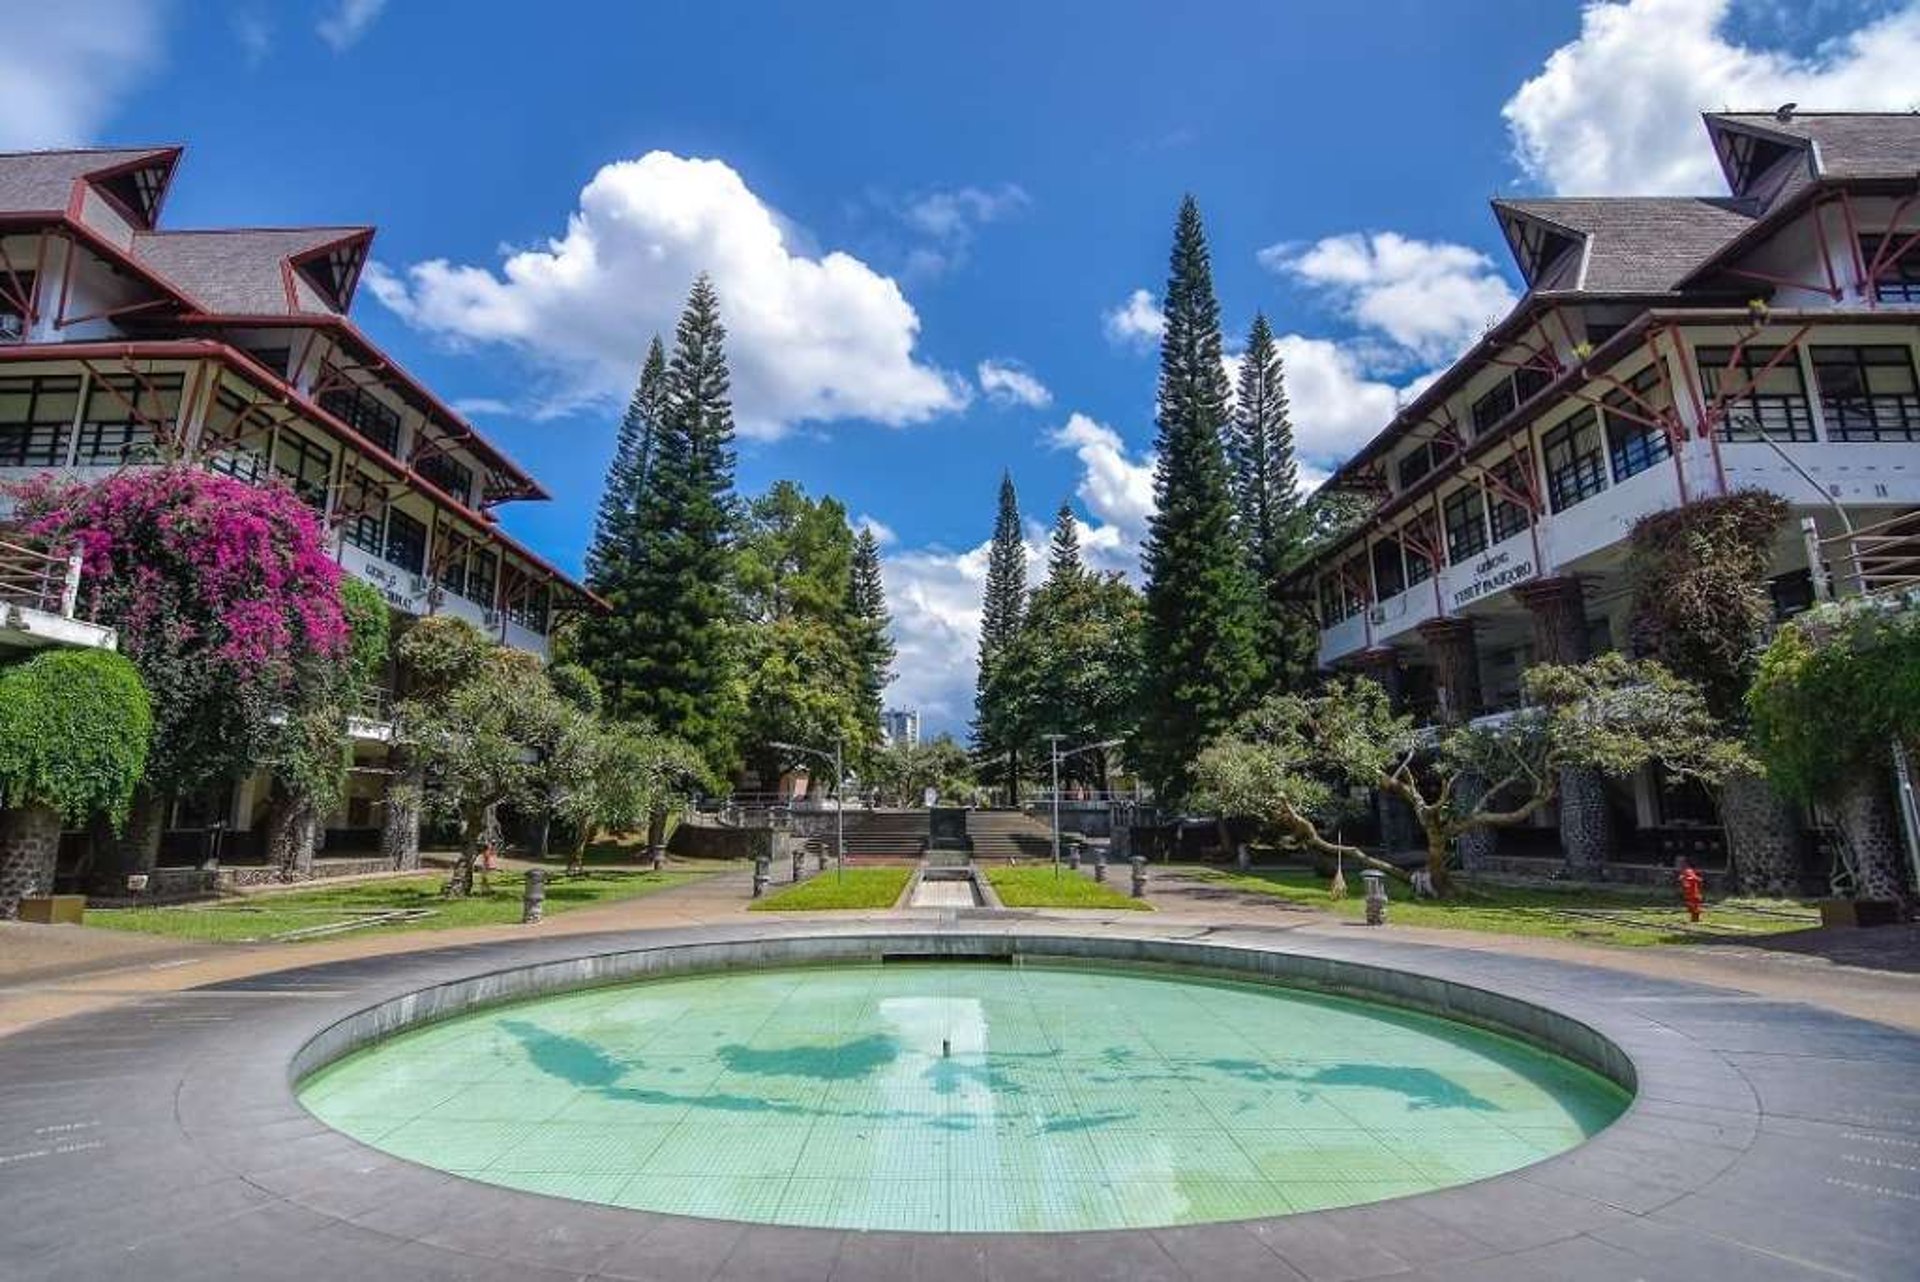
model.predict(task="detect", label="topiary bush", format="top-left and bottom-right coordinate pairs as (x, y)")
top-left (0, 648), bottom-right (152, 826)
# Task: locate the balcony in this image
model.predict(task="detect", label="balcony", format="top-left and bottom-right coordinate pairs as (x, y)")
top-left (0, 536), bottom-right (118, 652)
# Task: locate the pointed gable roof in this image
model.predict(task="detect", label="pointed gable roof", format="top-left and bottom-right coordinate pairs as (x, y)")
top-left (0, 146), bottom-right (181, 227)
top-left (1492, 196), bottom-right (1755, 293)
top-left (131, 226), bottom-right (374, 316)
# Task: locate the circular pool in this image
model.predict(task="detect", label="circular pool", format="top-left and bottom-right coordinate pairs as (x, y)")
top-left (298, 961), bottom-right (1628, 1232)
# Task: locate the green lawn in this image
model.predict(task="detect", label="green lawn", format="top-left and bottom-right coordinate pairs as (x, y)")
top-left (750, 866), bottom-right (911, 911)
top-left (986, 866), bottom-right (1153, 911)
top-left (86, 869), bottom-right (706, 943)
top-left (1187, 866), bottom-right (1820, 947)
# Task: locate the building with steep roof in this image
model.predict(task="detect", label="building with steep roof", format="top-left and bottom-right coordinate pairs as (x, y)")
top-left (1294, 109), bottom-right (1920, 883)
top-left (0, 145), bottom-right (597, 876)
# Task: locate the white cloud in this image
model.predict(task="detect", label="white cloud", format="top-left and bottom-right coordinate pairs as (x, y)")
top-left (0, 3), bottom-right (163, 150)
top-left (894, 184), bottom-right (1027, 278)
top-left (1261, 232), bottom-right (1516, 364)
top-left (451, 397), bottom-right (510, 417)
top-left (1047, 413), bottom-right (1155, 571)
top-left (233, 12), bottom-right (273, 67)
top-left (976, 359), bottom-right (1052, 409)
top-left (1504, 0), bottom-right (1920, 195)
top-left (1103, 288), bottom-right (1165, 350)
top-left (318, 0), bottom-right (388, 50)
top-left (1272, 332), bottom-right (1411, 467)
top-left (367, 151), bottom-right (968, 438)
top-left (854, 514), bottom-right (897, 547)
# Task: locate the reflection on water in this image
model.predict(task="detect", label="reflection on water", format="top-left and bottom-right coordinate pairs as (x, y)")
top-left (303, 964), bottom-right (1630, 1232)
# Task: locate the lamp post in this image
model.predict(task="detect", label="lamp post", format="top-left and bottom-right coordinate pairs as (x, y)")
top-left (769, 738), bottom-right (844, 882)
top-left (1047, 737), bottom-right (1122, 877)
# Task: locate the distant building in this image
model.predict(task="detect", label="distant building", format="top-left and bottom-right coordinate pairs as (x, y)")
top-left (881, 708), bottom-right (920, 747)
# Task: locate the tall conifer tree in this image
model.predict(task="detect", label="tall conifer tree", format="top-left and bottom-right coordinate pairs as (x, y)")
top-left (1046, 499), bottom-right (1082, 587)
top-left (621, 275), bottom-right (742, 775)
top-left (1229, 312), bottom-right (1314, 690)
top-left (1138, 196), bottom-right (1265, 801)
top-left (848, 526), bottom-right (895, 748)
top-left (974, 470), bottom-right (1026, 802)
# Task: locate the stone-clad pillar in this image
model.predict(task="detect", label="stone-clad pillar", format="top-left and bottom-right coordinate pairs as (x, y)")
top-left (1515, 577), bottom-right (1614, 878)
top-left (1351, 647), bottom-right (1418, 853)
top-left (1417, 618), bottom-right (1494, 869)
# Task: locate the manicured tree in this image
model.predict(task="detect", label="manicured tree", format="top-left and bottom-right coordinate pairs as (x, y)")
top-left (622, 275), bottom-right (745, 779)
top-left (1195, 654), bottom-right (1746, 896)
top-left (552, 718), bottom-right (708, 876)
top-left (0, 650), bottom-right (152, 916)
top-left (974, 470), bottom-right (1027, 803)
top-left (577, 338), bottom-right (668, 716)
top-left (18, 469), bottom-right (348, 887)
top-left (1627, 491), bottom-right (1798, 893)
top-left (740, 616), bottom-right (866, 791)
top-left (1046, 500), bottom-right (1082, 586)
top-left (1230, 312), bottom-right (1314, 690)
top-left (1749, 595), bottom-right (1920, 904)
top-left (847, 526), bottom-right (895, 756)
top-left (1139, 196), bottom-right (1266, 801)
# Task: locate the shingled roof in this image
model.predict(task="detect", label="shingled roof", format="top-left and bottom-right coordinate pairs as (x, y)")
top-left (1708, 111), bottom-right (1920, 184)
top-left (131, 227), bottom-right (373, 316)
top-left (1493, 196), bottom-right (1756, 292)
top-left (0, 147), bottom-right (180, 223)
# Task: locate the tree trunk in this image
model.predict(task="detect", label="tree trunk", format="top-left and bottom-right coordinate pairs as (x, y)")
top-left (1721, 769), bottom-right (1804, 897)
top-left (1425, 826), bottom-right (1454, 897)
top-left (1835, 767), bottom-right (1912, 907)
top-left (567, 825), bottom-right (591, 877)
top-left (88, 787), bottom-right (164, 896)
top-left (645, 807), bottom-right (669, 864)
top-left (444, 805), bottom-right (484, 898)
top-left (0, 803), bottom-right (64, 918)
top-left (382, 744), bottom-right (423, 871)
top-left (265, 783), bottom-right (318, 882)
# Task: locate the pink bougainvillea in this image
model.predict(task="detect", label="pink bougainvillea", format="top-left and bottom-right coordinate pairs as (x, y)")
top-left (16, 468), bottom-right (349, 788)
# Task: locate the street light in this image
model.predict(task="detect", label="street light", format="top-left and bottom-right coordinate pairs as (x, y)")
top-left (769, 739), bottom-right (844, 881)
top-left (1047, 736), bottom-right (1123, 876)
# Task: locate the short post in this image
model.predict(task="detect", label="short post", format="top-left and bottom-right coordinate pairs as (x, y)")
top-left (60, 549), bottom-right (83, 619)
top-left (651, 847), bottom-right (665, 873)
top-left (1094, 847), bottom-right (1107, 883)
top-left (1130, 855), bottom-right (1147, 899)
top-left (1236, 842), bottom-right (1250, 871)
top-left (791, 844), bottom-right (804, 883)
top-left (816, 843), bottom-right (829, 873)
top-left (1802, 516), bottom-right (1832, 603)
top-left (521, 868), bottom-right (547, 924)
top-left (1067, 840), bottom-right (1082, 871)
top-left (1362, 869), bottom-right (1388, 926)
top-left (752, 854), bottom-right (771, 899)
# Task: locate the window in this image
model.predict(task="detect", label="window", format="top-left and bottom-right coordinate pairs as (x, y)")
top-left (465, 548), bottom-right (497, 607)
top-left (0, 375), bottom-right (79, 466)
top-left (317, 383), bottom-right (402, 455)
top-left (1470, 380), bottom-right (1516, 435)
top-left (1812, 345), bottom-right (1920, 442)
top-left (1371, 539), bottom-right (1404, 600)
top-left (1513, 363), bottom-right (1553, 404)
top-left (1318, 570), bottom-right (1363, 625)
top-left (341, 508), bottom-right (384, 557)
top-left (435, 540), bottom-right (468, 598)
top-left (503, 581), bottom-right (550, 633)
top-left (1699, 345), bottom-right (1815, 443)
top-left (1603, 367), bottom-right (1672, 482)
top-left (1442, 486), bottom-right (1488, 564)
top-left (383, 508), bottom-right (427, 575)
top-left (0, 271), bottom-right (35, 343)
top-left (1860, 234), bottom-right (1920, 304)
top-left (272, 432), bottom-right (333, 509)
top-left (1485, 455), bottom-right (1533, 544)
top-left (415, 450), bottom-right (474, 506)
top-left (240, 345), bottom-right (291, 377)
top-left (1541, 408), bottom-right (1607, 512)
top-left (76, 373), bottom-right (181, 465)
top-left (1396, 440), bottom-right (1448, 490)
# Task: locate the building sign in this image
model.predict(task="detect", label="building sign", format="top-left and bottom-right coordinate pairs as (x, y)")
top-left (1451, 549), bottom-right (1534, 608)
top-left (351, 555), bottom-right (425, 613)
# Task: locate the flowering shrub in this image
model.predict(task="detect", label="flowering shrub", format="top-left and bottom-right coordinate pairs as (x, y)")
top-left (18, 468), bottom-right (348, 792)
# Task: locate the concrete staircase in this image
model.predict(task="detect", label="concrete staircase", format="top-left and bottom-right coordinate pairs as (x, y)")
top-left (839, 809), bottom-right (929, 863)
top-left (966, 810), bottom-right (1055, 862)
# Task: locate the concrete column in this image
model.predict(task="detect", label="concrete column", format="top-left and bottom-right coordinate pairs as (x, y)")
top-left (1417, 618), bottom-right (1493, 869)
top-left (1515, 576), bottom-right (1614, 878)
top-left (1351, 647), bottom-right (1417, 854)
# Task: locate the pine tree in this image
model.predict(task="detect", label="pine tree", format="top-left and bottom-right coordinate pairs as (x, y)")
top-left (620, 275), bottom-right (743, 775)
top-left (973, 470), bottom-right (1026, 802)
top-left (1138, 196), bottom-right (1266, 802)
top-left (1046, 499), bottom-right (1082, 587)
top-left (1229, 312), bottom-right (1314, 690)
top-left (584, 336), bottom-right (667, 588)
top-left (847, 525), bottom-right (895, 749)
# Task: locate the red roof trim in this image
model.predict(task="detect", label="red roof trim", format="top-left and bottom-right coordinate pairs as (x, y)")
top-left (70, 147), bottom-right (183, 231)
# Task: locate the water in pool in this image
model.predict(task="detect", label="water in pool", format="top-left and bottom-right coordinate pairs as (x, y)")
top-left (299, 962), bottom-right (1628, 1232)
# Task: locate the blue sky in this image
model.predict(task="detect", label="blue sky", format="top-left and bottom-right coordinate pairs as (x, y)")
top-left (7, 0), bottom-right (1917, 730)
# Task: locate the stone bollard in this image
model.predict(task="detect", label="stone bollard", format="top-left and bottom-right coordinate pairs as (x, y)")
top-left (1236, 842), bottom-right (1250, 871)
top-left (817, 846), bottom-right (829, 873)
top-left (1362, 869), bottom-right (1387, 926)
top-left (521, 868), bottom-right (547, 924)
top-left (791, 846), bottom-right (804, 883)
top-left (752, 855), bottom-right (771, 899)
top-left (1068, 841), bottom-right (1082, 871)
top-left (652, 847), bottom-right (666, 873)
top-left (1094, 849), bottom-right (1107, 883)
top-left (1130, 856), bottom-right (1147, 899)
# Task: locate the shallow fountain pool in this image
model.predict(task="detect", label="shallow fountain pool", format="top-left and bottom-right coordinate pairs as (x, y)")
top-left (298, 961), bottom-right (1628, 1232)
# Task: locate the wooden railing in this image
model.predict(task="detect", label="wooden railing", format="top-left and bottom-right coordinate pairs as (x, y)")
top-left (0, 536), bottom-right (81, 618)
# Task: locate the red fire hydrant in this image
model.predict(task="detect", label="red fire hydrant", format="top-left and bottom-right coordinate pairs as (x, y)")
top-left (1677, 863), bottom-right (1705, 923)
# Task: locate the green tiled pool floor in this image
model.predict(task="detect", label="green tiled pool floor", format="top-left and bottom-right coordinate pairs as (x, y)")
top-left (299, 963), bottom-right (1629, 1232)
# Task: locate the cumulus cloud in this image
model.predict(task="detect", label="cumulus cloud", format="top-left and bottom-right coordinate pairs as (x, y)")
top-left (976, 359), bottom-right (1052, 409)
top-left (854, 514), bottom-right (897, 547)
top-left (318, 0), bottom-right (388, 50)
top-left (1047, 413), bottom-right (1155, 570)
top-left (1504, 0), bottom-right (1920, 195)
top-left (367, 151), bottom-right (968, 438)
top-left (1103, 288), bottom-right (1166, 349)
top-left (1261, 232), bottom-right (1516, 364)
top-left (0, 2), bottom-right (163, 150)
top-left (892, 183), bottom-right (1028, 278)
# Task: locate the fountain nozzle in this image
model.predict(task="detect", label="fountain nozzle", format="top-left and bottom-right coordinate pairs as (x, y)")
top-left (942, 1038), bottom-right (951, 1058)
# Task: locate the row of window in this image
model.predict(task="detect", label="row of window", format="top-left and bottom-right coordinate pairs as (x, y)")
top-left (338, 502), bottom-right (546, 631)
top-left (0, 372), bottom-right (183, 467)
